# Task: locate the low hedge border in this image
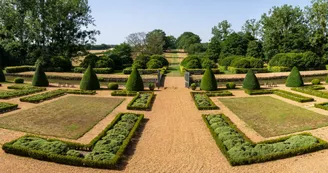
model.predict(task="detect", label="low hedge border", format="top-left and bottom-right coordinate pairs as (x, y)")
top-left (20, 89), bottom-right (67, 103)
top-left (314, 103), bottom-right (328, 111)
top-left (5, 66), bottom-right (36, 73)
top-left (303, 85), bottom-right (326, 90)
top-left (202, 114), bottom-right (328, 166)
top-left (65, 89), bottom-right (96, 95)
top-left (0, 102), bottom-right (18, 114)
top-left (73, 67), bottom-right (113, 74)
top-left (205, 91), bottom-right (233, 97)
top-left (111, 90), bottom-right (138, 96)
top-left (2, 113), bottom-right (144, 169)
top-left (291, 87), bottom-right (328, 99)
top-left (227, 67), bottom-right (269, 74)
top-left (0, 87), bottom-right (46, 99)
top-left (273, 90), bottom-right (314, 103)
top-left (244, 89), bottom-right (275, 95)
top-left (191, 92), bottom-right (219, 110)
top-left (123, 68), bottom-right (166, 75)
top-left (127, 92), bottom-right (155, 111)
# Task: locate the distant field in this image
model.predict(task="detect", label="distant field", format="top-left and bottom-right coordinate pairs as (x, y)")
top-left (0, 96), bottom-right (124, 139)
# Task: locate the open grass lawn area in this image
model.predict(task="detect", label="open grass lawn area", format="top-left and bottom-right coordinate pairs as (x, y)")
top-left (219, 96), bottom-right (328, 137)
top-left (0, 96), bottom-right (124, 139)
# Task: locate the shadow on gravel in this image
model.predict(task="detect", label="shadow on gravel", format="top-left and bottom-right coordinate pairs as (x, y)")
top-left (115, 118), bottom-right (149, 170)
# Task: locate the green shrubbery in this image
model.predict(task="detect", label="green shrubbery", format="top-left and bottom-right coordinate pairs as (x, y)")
top-left (0, 69), bottom-right (5, 82)
top-left (181, 55), bottom-right (217, 69)
top-left (20, 90), bottom-right (66, 103)
top-left (65, 90), bottom-right (96, 95)
top-left (107, 83), bottom-right (119, 90)
top-left (191, 92), bottom-right (219, 110)
top-left (205, 91), bottom-right (233, 97)
top-left (286, 67), bottom-right (304, 87)
top-left (244, 89), bottom-right (274, 95)
top-left (219, 56), bottom-right (263, 68)
top-left (111, 90), bottom-right (138, 96)
top-left (5, 66), bottom-right (35, 73)
top-left (226, 82), bottom-right (236, 89)
top-left (80, 65), bottom-right (100, 90)
top-left (311, 79), bottom-right (320, 85)
top-left (190, 83), bottom-right (197, 90)
top-left (291, 87), bottom-right (328, 99)
top-left (132, 54), bottom-right (168, 69)
top-left (127, 92), bottom-right (155, 111)
top-left (125, 68), bottom-right (144, 91)
top-left (13, 78), bottom-right (24, 84)
top-left (0, 102), bottom-right (18, 113)
top-left (315, 103), bottom-right (328, 111)
top-left (203, 114), bottom-right (328, 166)
top-left (200, 68), bottom-right (217, 91)
top-left (0, 87), bottom-right (46, 99)
top-left (32, 65), bottom-right (49, 87)
top-left (274, 90), bottom-right (314, 103)
top-left (73, 67), bottom-right (113, 74)
top-left (242, 70), bottom-right (260, 90)
top-left (148, 83), bottom-right (155, 91)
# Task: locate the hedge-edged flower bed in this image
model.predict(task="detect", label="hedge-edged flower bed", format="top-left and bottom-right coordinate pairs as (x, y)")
top-left (205, 91), bottom-right (233, 97)
top-left (273, 90), bottom-right (314, 103)
top-left (111, 90), bottom-right (138, 96)
top-left (291, 87), bottom-right (328, 99)
top-left (0, 102), bottom-right (18, 113)
top-left (314, 102), bottom-right (328, 111)
top-left (65, 89), bottom-right (96, 95)
top-left (303, 85), bottom-right (326, 90)
top-left (191, 92), bottom-right (219, 110)
top-left (244, 89), bottom-right (275, 95)
top-left (203, 114), bottom-right (328, 166)
top-left (0, 87), bottom-right (46, 99)
top-left (127, 92), bottom-right (155, 111)
top-left (20, 90), bottom-right (67, 103)
top-left (2, 113), bottom-right (144, 169)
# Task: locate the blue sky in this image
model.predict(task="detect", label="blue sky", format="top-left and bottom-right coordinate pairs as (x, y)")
top-left (88, 0), bottom-right (311, 44)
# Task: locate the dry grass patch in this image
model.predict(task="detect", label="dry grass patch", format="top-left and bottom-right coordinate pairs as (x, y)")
top-left (219, 96), bottom-right (328, 137)
top-left (0, 96), bottom-right (124, 139)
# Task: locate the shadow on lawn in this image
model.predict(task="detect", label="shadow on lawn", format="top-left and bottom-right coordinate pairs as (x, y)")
top-left (115, 118), bottom-right (149, 170)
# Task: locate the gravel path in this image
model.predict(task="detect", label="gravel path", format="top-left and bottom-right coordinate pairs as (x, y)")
top-left (2, 78), bottom-right (328, 172)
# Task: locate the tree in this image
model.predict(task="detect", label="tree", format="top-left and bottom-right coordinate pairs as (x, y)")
top-left (212, 20), bottom-right (233, 41)
top-left (246, 40), bottom-right (264, 58)
top-left (200, 68), bottom-right (217, 91)
top-left (242, 19), bottom-right (261, 39)
top-left (145, 29), bottom-right (166, 54)
top-left (80, 65), bottom-right (100, 90)
top-left (0, 69), bottom-right (5, 82)
top-left (261, 5), bottom-right (310, 60)
top-left (206, 37), bottom-right (221, 62)
top-left (220, 32), bottom-right (252, 57)
top-left (126, 32), bottom-right (147, 53)
top-left (126, 68), bottom-right (144, 91)
top-left (110, 43), bottom-right (133, 69)
top-left (176, 32), bottom-right (201, 49)
top-left (286, 66), bottom-right (304, 87)
top-left (186, 43), bottom-right (206, 54)
top-left (242, 70), bottom-right (260, 90)
top-left (32, 65), bottom-right (49, 87)
top-left (165, 35), bottom-right (177, 49)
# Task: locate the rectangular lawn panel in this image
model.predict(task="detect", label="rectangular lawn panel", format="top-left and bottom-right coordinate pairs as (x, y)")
top-left (0, 96), bottom-right (124, 139)
top-left (219, 96), bottom-right (328, 137)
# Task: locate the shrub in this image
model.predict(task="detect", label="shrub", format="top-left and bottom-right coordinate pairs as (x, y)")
top-left (50, 56), bottom-right (72, 71)
top-left (248, 58), bottom-right (263, 68)
top-left (269, 52), bottom-right (324, 70)
top-left (191, 92), bottom-right (219, 110)
top-left (20, 90), bottom-right (67, 103)
top-left (311, 79), bottom-right (320, 85)
top-left (181, 55), bottom-right (200, 67)
top-left (150, 55), bottom-right (169, 67)
top-left (148, 83), bottom-right (155, 91)
top-left (315, 102), bottom-right (328, 111)
top-left (0, 69), bottom-right (5, 82)
top-left (146, 59), bottom-right (163, 69)
top-left (200, 68), bottom-right (217, 91)
top-left (80, 65), bottom-right (100, 90)
top-left (219, 56), bottom-right (240, 66)
top-left (231, 58), bottom-right (250, 68)
top-left (32, 65), bottom-right (49, 87)
top-left (242, 70), bottom-right (260, 90)
top-left (0, 102), bottom-right (18, 113)
top-left (0, 87), bottom-right (46, 99)
top-left (107, 83), bottom-right (119, 90)
top-left (95, 57), bottom-right (115, 69)
top-left (286, 66), bottom-right (304, 87)
top-left (5, 66), bottom-right (35, 73)
top-left (186, 59), bottom-right (201, 69)
top-left (127, 92), bottom-right (155, 110)
top-left (126, 68), bottom-right (144, 91)
top-left (111, 90), bottom-right (138, 96)
top-left (190, 83), bottom-right (197, 90)
top-left (274, 90), bottom-right (314, 103)
top-left (132, 60), bottom-right (145, 69)
top-left (14, 78), bottom-right (24, 84)
top-left (291, 87), bottom-right (328, 99)
top-left (226, 82), bottom-right (236, 89)
top-left (205, 91), bottom-right (233, 97)
top-left (80, 54), bottom-right (99, 68)
top-left (202, 59), bottom-right (217, 68)
top-left (244, 89), bottom-right (274, 95)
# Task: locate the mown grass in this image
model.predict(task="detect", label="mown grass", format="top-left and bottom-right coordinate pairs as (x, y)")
top-left (0, 96), bottom-right (124, 139)
top-left (219, 96), bottom-right (328, 137)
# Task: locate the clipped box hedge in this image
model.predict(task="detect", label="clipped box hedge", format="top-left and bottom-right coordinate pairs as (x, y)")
top-left (0, 87), bottom-right (46, 99)
top-left (127, 92), bottom-right (155, 111)
top-left (20, 89), bottom-right (67, 103)
top-left (191, 92), bottom-right (219, 110)
top-left (65, 89), bottom-right (96, 95)
top-left (0, 102), bottom-right (18, 113)
top-left (267, 66), bottom-right (290, 72)
top-left (315, 103), bottom-right (328, 111)
top-left (5, 66), bottom-right (36, 73)
top-left (205, 91), bottom-right (233, 97)
top-left (227, 67), bottom-right (268, 74)
top-left (244, 89), bottom-right (275, 95)
top-left (111, 90), bottom-right (138, 96)
top-left (2, 113), bottom-right (144, 169)
top-left (185, 69), bottom-right (221, 75)
top-left (73, 67), bottom-right (113, 74)
top-left (303, 85), bottom-right (326, 90)
top-left (203, 114), bottom-right (328, 166)
top-left (291, 87), bottom-right (328, 99)
top-left (273, 90), bottom-right (314, 103)
top-left (123, 68), bottom-right (161, 75)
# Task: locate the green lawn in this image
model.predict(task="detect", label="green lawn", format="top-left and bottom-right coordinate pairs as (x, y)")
top-left (219, 96), bottom-right (328, 137)
top-left (0, 96), bottom-right (124, 139)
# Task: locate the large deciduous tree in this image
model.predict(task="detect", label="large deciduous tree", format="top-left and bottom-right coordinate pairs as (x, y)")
top-left (176, 32), bottom-right (201, 50)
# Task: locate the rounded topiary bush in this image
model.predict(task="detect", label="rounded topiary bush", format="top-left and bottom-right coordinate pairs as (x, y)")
top-left (146, 59), bottom-right (163, 69)
top-left (242, 70), bottom-right (260, 90)
top-left (311, 78), bottom-right (320, 85)
top-left (80, 65), bottom-right (100, 90)
top-left (14, 77), bottom-right (24, 84)
top-left (0, 69), bottom-right (5, 82)
top-left (149, 83), bottom-right (155, 91)
top-left (202, 59), bottom-right (217, 68)
top-left (190, 83), bottom-right (197, 90)
top-left (286, 66), bottom-right (304, 87)
top-left (32, 65), bottom-right (49, 87)
top-left (186, 59), bottom-right (201, 69)
top-left (226, 82), bottom-right (236, 89)
top-left (200, 68), bottom-right (217, 91)
top-left (108, 83), bottom-right (119, 90)
top-left (126, 68), bottom-right (144, 91)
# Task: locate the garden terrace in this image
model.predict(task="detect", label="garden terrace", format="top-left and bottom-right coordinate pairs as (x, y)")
top-left (0, 96), bottom-right (124, 139)
top-left (2, 113), bottom-right (144, 169)
top-left (127, 92), bottom-right (155, 111)
top-left (191, 92), bottom-right (219, 110)
top-left (0, 102), bottom-right (18, 113)
top-left (219, 96), bottom-right (328, 137)
top-left (203, 114), bottom-right (328, 166)
top-left (291, 87), bottom-right (328, 99)
top-left (274, 90), bottom-right (314, 103)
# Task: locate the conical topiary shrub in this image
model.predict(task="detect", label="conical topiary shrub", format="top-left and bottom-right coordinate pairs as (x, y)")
top-left (80, 65), bottom-right (100, 90)
top-left (32, 65), bottom-right (49, 86)
top-left (286, 66), bottom-right (304, 87)
top-left (126, 68), bottom-right (144, 91)
top-left (200, 68), bottom-right (217, 91)
top-left (242, 70), bottom-right (260, 90)
top-left (0, 69), bottom-right (5, 82)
